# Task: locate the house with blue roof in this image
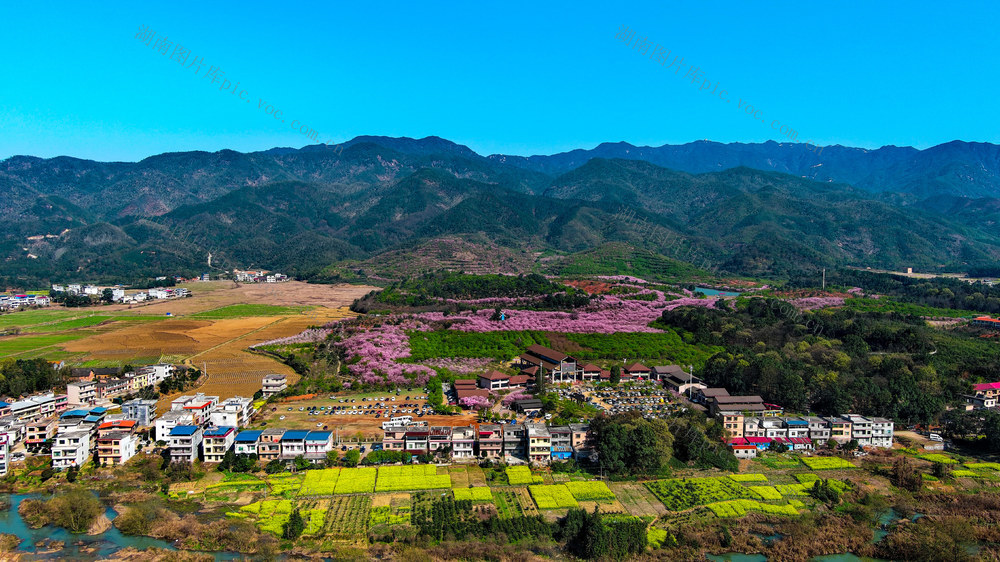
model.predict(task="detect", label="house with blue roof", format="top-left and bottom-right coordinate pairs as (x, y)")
top-left (280, 430), bottom-right (310, 460)
top-left (168, 425), bottom-right (203, 463)
top-left (203, 426), bottom-right (236, 463)
top-left (234, 430), bottom-right (263, 456)
top-left (304, 431), bottom-right (333, 461)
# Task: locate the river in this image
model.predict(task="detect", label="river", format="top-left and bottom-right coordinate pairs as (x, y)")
top-left (0, 494), bottom-right (243, 560)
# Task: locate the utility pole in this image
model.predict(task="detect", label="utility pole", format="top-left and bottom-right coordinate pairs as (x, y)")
top-left (822, 268), bottom-right (826, 290)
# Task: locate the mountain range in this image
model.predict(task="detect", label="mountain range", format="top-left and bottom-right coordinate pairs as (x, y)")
top-left (2, 136), bottom-right (999, 285)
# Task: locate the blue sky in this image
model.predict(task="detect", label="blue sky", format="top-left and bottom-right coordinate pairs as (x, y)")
top-left (1, 1), bottom-right (997, 161)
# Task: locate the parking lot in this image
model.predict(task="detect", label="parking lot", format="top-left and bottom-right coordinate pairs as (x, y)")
top-left (579, 383), bottom-right (678, 418)
top-left (255, 390), bottom-right (478, 440)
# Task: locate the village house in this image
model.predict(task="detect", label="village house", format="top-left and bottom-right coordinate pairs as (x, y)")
top-left (844, 414), bottom-right (873, 447)
top-left (52, 430), bottom-right (90, 469)
top-left (209, 396), bottom-right (254, 427)
top-left (526, 424), bottom-right (551, 463)
top-left (503, 423), bottom-right (526, 459)
top-left (279, 430), bottom-right (309, 460)
top-left (203, 426), bottom-right (237, 463)
top-left (234, 430), bottom-right (263, 456)
top-left (24, 420), bottom-right (55, 452)
top-left (304, 431), bottom-right (333, 462)
top-left (257, 428), bottom-right (285, 462)
top-left (155, 410), bottom-right (195, 442)
top-left (549, 425), bottom-right (573, 460)
top-left (169, 425), bottom-right (203, 463)
top-left (262, 374), bottom-right (287, 398)
top-left (451, 426), bottom-right (476, 460)
top-left (806, 416), bottom-right (832, 443)
top-left (404, 425), bottom-right (430, 455)
top-left (97, 431), bottom-right (138, 466)
top-left (171, 394), bottom-right (219, 425)
top-left (477, 424), bottom-right (503, 459)
top-left (67, 381), bottom-right (99, 406)
top-left (871, 418), bottom-right (894, 448)
top-left (122, 399), bottom-right (158, 426)
top-left (382, 425), bottom-right (408, 452)
top-left (429, 426), bottom-right (453, 454)
top-left (569, 423), bottom-right (593, 459)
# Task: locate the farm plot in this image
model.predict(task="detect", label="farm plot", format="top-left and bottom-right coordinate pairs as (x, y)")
top-left (529, 484), bottom-right (579, 509)
top-left (239, 499), bottom-right (295, 535)
top-left (706, 499), bottom-right (799, 518)
top-left (492, 490), bottom-right (525, 519)
top-left (920, 453), bottom-right (959, 464)
top-left (453, 487), bottom-right (494, 502)
top-left (191, 304), bottom-right (313, 318)
top-left (299, 469), bottom-right (341, 496)
top-left (506, 466), bottom-right (543, 485)
top-left (645, 477), bottom-right (757, 511)
top-left (610, 483), bottom-right (669, 517)
top-left (748, 486), bottom-right (783, 500)
top-left (513, 487), bottom-right (540, 516)
top-left (800, 457), bottom-right (857, 470)
top-left (323, 496), bottom-right (372, 539)
top-left (375, 465), bottom-right (451, 492)
top-left (336, 467), bottom-right (377, 494)
top-left (564, 481), bottom-right (616, 502)
top-left (268, 473), bottom-right (303, 495)
top-left (729, 474), bottom-right (768, 483)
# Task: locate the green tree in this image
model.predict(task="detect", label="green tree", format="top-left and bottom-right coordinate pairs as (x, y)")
top-left (609, 365), bottom-right (621, 386)
top-left (343, 449), bottom-right (361, 467)
top-left (282, 508), bottom-right (305, 540)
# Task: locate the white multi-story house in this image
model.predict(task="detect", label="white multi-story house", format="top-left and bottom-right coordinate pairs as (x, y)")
top-left (155, 410), bottom-right (194, 442)
top-left (202, 426), bottom-right (236, 463)
top-left (66, 381), bottom-right (97, 406)
top-left (234, 430), bottom-right (263, 456)
top-left (871, 417), bottom-right (894, 448)
top-left (0, 433), bottom-right (9, 477)
top-left (844, 415), bottom-right (873, 447)
top-left (52, 430), bottom-right (90, 469)
top-left (209, 396), bottom-right (253, 427)
top-left (451, 426), bottom-right (476, 460)
top-left (262, 374), bottom-right (287, 398)
top-left (805, 416), bottom-right (831, 443)
top-left (304, 431), bottom-right (333, 462)
top-left (170, 394), bottom-right (218, 425)
top-left (168, 425), bottom-right (203, 463)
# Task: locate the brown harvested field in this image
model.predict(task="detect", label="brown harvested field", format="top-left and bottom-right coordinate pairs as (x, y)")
top-left (55, 281), bottom-right (375, 410)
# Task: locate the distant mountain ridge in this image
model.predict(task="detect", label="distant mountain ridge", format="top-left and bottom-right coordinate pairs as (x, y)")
top-left (2, 135), bottom-right (999, 285)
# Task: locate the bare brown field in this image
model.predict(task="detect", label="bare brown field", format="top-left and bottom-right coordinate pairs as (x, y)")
top-left (52, 282), bottom-right (375, 410)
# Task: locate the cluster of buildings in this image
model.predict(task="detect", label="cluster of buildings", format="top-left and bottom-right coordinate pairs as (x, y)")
top-left (233, 269), bottom-right (289, 283)
top-left (190, 420), bottom-right (594, 467)
top-left (50, 283), bottom-right (189, 304)
top-left (514, 345), bottom-right (683, 385)
top-left (687, 388), bottom-right (895, 459)
top-left (0, 293), bottom-right (51, 311)
top-left (379, 421), bottom-right (593, 464)
top-left (964, 381), bottom-right (1000, 410)
top-left (67, 365), bottom-right (175, 405)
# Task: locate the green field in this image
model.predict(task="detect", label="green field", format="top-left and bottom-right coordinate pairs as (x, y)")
top-left (0, 333), bottom-right (87, 357)
top-left (22, 315), bottom-right (116, 332)
top-left (0, 309), bottom-right (82, 329)
top-left (190, 304), bottom-right (313, 318)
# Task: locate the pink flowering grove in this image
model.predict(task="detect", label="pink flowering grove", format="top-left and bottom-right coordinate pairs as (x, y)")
top-left (790, 296), bottom-right (846, 310)
top-left (459, 395), bottom-right (492, 409)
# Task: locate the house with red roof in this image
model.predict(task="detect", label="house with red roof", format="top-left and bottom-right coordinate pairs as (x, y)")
top-left (973, 381), bottom-right (1000, 399)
